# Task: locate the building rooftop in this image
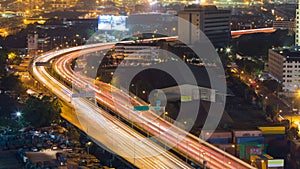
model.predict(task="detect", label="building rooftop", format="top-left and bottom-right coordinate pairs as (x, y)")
top-left (271, 49), bottom-right (300, 61)
top-left (181, 5), bottom-right (230, 13)
top-left (183, 5), bottom-right (218, 11)
top-left (115, 41), bottom-right (159, 47)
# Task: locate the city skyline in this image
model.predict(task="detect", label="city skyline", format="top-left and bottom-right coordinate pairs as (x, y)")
top-left (0, 1), bottom-right (299, 169)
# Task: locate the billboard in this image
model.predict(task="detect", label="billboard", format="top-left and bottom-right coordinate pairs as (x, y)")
top-left (267, 159), bottom-right (284, 167)
top-left (27, 34), bottom-right (38, 50)
top-left (98, 15), bottom-right (128, 31)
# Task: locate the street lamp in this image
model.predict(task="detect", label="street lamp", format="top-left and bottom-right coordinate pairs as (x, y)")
top-left (15, 111), bottom-right (22, 121)
top-left (225, 47), bottom-right (232, 59)
top-left (86, 141), bottom-right (92, 154)
top-left (131, 83), bottom-right (138, 97)
top-left (225, 47), bottom-right (231, 53)
top-left (261, 160), bottom-right (265, 168)
top-left (183, 121), bottom-right (187, 131)
top-left (164, 111), bottom-right (168, 120)
top-left (202, 152), bottom-right (207, 169)
top-left (16, 111), bottom-right (22, 117)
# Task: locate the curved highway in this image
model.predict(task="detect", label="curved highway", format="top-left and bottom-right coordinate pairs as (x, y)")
top-left (31, 44), bottom-right (194, 169)
top-left (32, 42), bottom-right (256, 169)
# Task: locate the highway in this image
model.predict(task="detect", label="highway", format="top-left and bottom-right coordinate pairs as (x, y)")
top-left (231, 27), bottom-right (276, 38)
top-left (31, 44), bottom-right (194, 169)
top-left (49, 43), bottom-right (256, 169)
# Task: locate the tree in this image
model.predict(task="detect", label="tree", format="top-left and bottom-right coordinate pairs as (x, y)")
top-left (262, 80), bottom-right (282, 93)
top-left (0, 94), bottom-right (19, 128)
top-left (287, 127), bottom-right (299, 140)
top-left (245, 88), bottom-right (256, 104)
top-left (281, 119), bottom-right (290, 130)
top-left (7, 52), bottom-right (22, 65)
top-left (22, 96), bottom-right (61, 128)
top-left (1, 74), bottom-right (24, 93)
top-left (265, 104), bottom-right (277, 119)
top-left (0, 49), bottom-right (8, 77)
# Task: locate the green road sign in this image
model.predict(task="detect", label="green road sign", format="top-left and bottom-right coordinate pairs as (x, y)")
top-left (181, 95), bottom-right (192, 102)
top-left (134, 106), bottom-right (150, 111)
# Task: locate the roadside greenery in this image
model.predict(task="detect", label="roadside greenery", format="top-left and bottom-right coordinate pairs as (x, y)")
top-left (262, 80), bottom-right (282, 93)
top-left (287, 127), bottom-right (299, 140)
top-left (22, 96), bottom-right (62, 128)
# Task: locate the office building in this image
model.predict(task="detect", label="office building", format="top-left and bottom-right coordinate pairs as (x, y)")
top-left (273, 20), bottom-right (295, 31)
top-left (114, 42), bottom-right (160, 60)
top-left (127, 13), bottom-right (177, 36)
top-left (178, 5), bottom-right (231, 48)
top-left (268, 48), bottom-right (300, 92)
top-left (296, 0), bottom-right (300, 46)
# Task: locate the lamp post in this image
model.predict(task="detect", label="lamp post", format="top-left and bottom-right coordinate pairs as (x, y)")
top-left (131, 83), bottom-right (138, 97)
top-left (225, 47), bottom-right (231, 59)
top-left (202, 152), bottom-right (207, 169)
top-left (86, 141), bottom-right (92, 155)
top-left (15, 111), bottom-right (22, 123)
top-left (16, 111), bottom-right (22, 118)
top-left (164, 111), bottom-right (168, 120)
top-left (183, 121), bottom-right (187, 131)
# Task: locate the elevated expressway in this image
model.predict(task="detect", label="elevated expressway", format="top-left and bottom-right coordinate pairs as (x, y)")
top-left (231, 28), bottom-right (276, 38)
top-left (32, 43), bottom-right (256, 169)
top-left (31, 44), bottom-right (194, 169)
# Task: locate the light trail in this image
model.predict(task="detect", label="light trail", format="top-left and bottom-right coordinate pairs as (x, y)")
top-left (31, 44), bottom-right (194, 169)
top-left (51, 43), bottom-right (256, 169)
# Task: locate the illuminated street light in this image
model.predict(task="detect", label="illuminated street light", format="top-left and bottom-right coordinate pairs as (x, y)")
top-left (16, 111), bottom-right (22, 117)
top-left (225, 47), bottom-right (231, 54)
top-left (164, 111), bottom-right (168, 120)
top-left (225, 47), bottom-right (232, 59)
top-left (86, 141), bottom-right (92, 154)
top-left (183, 121), bottom-right (187, 131)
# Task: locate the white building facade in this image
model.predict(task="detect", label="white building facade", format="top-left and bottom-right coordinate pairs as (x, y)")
top-left (178, 5), bottom-right (231, 48)
top-left (268, 49), bottom-right (300, 92)
top-left (296, 1), bottom-right (300, 47)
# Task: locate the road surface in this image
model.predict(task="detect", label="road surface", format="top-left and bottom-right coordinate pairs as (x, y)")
top-left (31, 44), bottom-right (194, 169)
top-left (51, 44), bottom-right (256, 169)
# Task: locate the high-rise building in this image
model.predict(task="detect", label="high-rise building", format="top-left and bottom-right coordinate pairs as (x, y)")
top-left (178, 5), bottom-right (231, 48)
top-left (268, 48), bottom-right (300, 92)
top-left (296, 1), bottom-right (300, 46)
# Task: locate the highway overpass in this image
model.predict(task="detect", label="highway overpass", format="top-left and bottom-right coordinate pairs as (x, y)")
top-left (31, 43), bottom-right (256, 169)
